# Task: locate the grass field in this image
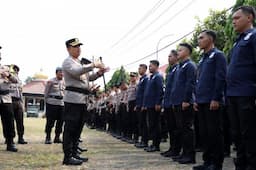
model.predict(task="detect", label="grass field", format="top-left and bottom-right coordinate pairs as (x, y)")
top-left (0, 118), bottom-right (235, 170)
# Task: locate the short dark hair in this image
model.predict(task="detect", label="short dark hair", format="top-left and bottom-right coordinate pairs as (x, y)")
top-left (179, 43), bottom-right (193, 54)
top-left (55, 67), bottom-right (62, 73)
top-left (149, 60), bottom-right (160, 67)
top-left (200, 29), bottom-right (217, 42)
top-left (234, 5), bottom-right (256, 20)
top-left (139, 64), bottom-right (147, 69)
top-left (170, 49), bottom-right (178, 57)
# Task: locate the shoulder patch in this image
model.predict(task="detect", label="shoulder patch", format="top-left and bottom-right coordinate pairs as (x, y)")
top-left (209, 52), bottom-right (215, 59)
top-left (182, 63), bottom-right (188, 69)
top-left (244, 32), bottom-right (253, 41)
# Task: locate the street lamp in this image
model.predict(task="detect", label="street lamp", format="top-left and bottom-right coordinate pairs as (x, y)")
top-left (156, 34), bottom-right (174, 60)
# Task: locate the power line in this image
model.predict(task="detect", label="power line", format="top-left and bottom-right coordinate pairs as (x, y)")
top-left (113, 0), bottom-right (193, 56)
top-left (110, 5), bottom-right (234, 71)
top-left (110, 0), bottom-right (165, 49)
top-left (124, 30), bottom-right (195, 68)
top-left (125, 0), bottom-right (179, 44)
top-left (139, 0), bottom-right (195, 44)
top-left (109, 30), bottom-right (195, 71)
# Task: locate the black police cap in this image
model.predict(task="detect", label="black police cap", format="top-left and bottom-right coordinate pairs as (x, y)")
top-left (65, 38), bottom-right (83, 47)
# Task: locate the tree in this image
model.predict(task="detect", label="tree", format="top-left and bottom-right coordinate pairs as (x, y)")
top-left (106, 66), bottom-right (129, 89)
top-left (223, 0), bottom-right (256, 59)
top-left (189, 9), bottom-right (229, 63)
top-left (25, 76), bottom-right (34, 84)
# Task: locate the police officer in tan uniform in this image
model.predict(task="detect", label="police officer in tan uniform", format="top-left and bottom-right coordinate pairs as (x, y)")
top-left (44, 67), bottom-right (65, 144)
top-left (10, 64), bottom-right (28, 144)
top-left (0, 46), bottom-right (18, 152)
top-left (62, 38), bottom-right (106, 165)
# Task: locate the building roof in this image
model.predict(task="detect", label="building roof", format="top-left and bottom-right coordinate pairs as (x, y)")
top-left (22, 80), bottom-right (47, 96)
top-left (33, 69), bottom-right (48, 80)
top-left (158, 64), bottom-right (169, 78)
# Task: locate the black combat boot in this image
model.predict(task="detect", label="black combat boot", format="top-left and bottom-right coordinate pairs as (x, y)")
top-left (18, 135), bottom-right (28, 144)
top-left (45, 133), bottom-right (52, 144)
top-left (53, 133), bottom-right (62, 143)
top-left (6, 138), bottom-right (18, 152)
top-left (63, 154), bottom-right (83, 165)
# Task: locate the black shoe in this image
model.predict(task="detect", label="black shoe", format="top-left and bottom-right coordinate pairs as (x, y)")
top-left (72, 154), bottom-right (88, 162)
top-left (77, 146), bottom-right (88, 152)
top-left (126, 139), bottom-right (134, 144)
top-left (193, 163), bottom-right (210, 170)
top-left (53, 137), bottom-right (62, 143)
top-left (63, 157), bottom-right (83, 165)
top-left (133, 139), bottom-right (139, 144)
top-left (146, 146), bottom-right (160, 152)
top-left (135, 142), bottom-right (148, 148)
top-left (144, 145), bottom-right (152, 151)
top-left (172, 155), bottom-right (183, 162)
top-left (163, 151), bottom-right (179, 158)
top-left (6, 144), bottom-right (18, 152)
top-left (160, 149), bottom-right (171, 156)
top-left (178, 156), bottom-right (195, 164)
top-left (45, 138), bottom-right (52, 144)
top-left (121, 137), bottom-right (126, 142)
top-left (18, 138), bottom-right (28, 144)
top-left (206, 164), bottom-right (222, 170)
top-left (116, 135), bottom-right (122, 139)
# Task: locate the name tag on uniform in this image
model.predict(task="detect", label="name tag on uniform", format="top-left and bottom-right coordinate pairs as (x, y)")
top-left (209, 52), bottom-right (215, 59)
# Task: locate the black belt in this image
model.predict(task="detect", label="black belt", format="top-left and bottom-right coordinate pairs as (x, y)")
top-left (48, 95), bottom-right (63, 100)
top-left (65, 86), bottom-right (90, 95)
top-left (12, 97), bottom-right (21, 101)
top-left (0, 90), bottom-right (9, 95)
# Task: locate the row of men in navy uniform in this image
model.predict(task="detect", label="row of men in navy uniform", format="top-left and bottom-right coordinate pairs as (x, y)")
top-left (84, 5), bottom-right (256, 170)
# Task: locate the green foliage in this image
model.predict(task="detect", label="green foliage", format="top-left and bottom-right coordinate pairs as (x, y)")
top-left (106, 66), bottom-right (129, 89)
top-left (223, 0), bottom-right (256, 59)
top-left (185, 1), bottom-right (256, 63)
top-left (188, 10), bottom-right (229, 63)
top-left (25, 76), bottom-right (34, 84)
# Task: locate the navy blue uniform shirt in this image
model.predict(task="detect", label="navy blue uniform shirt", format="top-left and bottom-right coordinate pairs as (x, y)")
top-left (143, 72), bottom-right (164, 108)
top-left (195, 48), bottom-right (227, 103)
top-left (227, 28), bottom-right (256, 96)
top-left (135, 74), bottom-right (148, 108)
top-left (171, 59), bottom-right (197, 105)
top-left (163, 64), bottom-right (178, 108)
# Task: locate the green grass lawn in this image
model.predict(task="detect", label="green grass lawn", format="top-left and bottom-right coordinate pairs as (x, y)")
top-left (0, 118), bottom-right (66, 170)
top-left (0, 118), bottom-right (235, 170)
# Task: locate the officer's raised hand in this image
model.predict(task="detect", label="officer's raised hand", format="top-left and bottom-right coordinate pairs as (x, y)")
top-left (93, 58), bottom-right (105, 69)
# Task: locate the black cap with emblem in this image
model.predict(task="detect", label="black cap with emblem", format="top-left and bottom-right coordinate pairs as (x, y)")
top-left (65, 38), bottom-right (83, 48)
